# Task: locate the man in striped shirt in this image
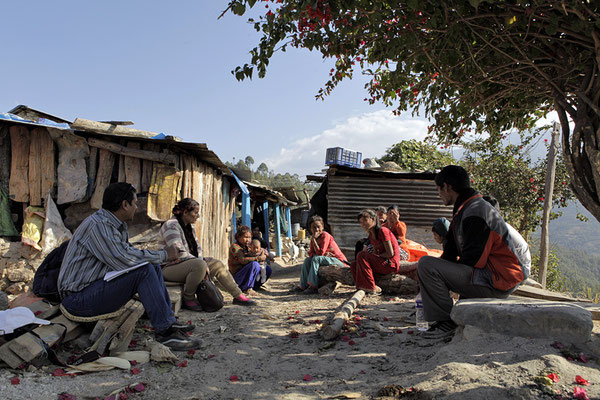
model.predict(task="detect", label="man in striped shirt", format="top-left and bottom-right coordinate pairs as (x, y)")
top-left (58, 182), bottom-right (200, 351)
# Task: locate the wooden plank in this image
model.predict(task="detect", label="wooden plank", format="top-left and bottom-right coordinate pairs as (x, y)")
top-left (0, 125), bottom-right (11, 194)
top-left (125, 142), bottom-right (142, 191)
top-left (25, 300), bottom-right (60, 320)
top-left (90, 149), bottom-right (116, 209)
top-left (140, 143), bottom-right (159, 193)
top-left (88, 137), bottom-right (177, 165)
top-left (147, 163), bottom-right (181, 221)
top-left (95, 300), bottom-right (137, 354)
top-left (39, 128), bottom-right (55, 199)
top-left (28, 128), bottom-right (43, 206)
top-left (108, 301), bottom-right (144, 354)
top-left (118, 154), bottom-right (126, 183)
top-left (0, 342), bottom-right (25, 369)
top-left (513, 285), bottom-right (591, 303)
top-left (9, 125), bottom-right (30, 202)
top-left (87, 146), bottom-right (98, 199)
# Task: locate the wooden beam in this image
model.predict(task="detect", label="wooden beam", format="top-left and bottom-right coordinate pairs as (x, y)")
top-left (321, 290), bottom-right (365, 340)
top-left (88, 137), bottom-right (177, 166)
top-left (90, 149), bottom-right (116, 209)
top-left (124, 142), bottom-right (142, 191)
top-left (28, 128), bottom-right (43, 206)
top-left (72, 118), bottom-right (159, 138)
top-left (9, 125), bottom-right (30, 202)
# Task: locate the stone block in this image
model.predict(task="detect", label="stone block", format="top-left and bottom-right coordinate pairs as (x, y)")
top-left (451, 298), bottom-right (593, 344)
top-left (6, 267), bottom-right (34, 283)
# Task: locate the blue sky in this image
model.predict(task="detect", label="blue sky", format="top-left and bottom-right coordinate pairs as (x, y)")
top-left (0, 1), bottom-right (555, 178)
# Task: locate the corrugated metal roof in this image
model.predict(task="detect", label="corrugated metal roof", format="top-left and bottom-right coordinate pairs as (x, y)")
top-left (244, 180), bottom-right (298, 206)
top-left (325, 166), bottom-right (453, 253)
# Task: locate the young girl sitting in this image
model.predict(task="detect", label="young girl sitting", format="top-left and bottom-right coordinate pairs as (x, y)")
top-left (295, 215), bottom-right (347, 294)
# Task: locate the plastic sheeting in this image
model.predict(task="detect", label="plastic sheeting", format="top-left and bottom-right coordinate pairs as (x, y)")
top-left (40, 193), bottom-right (72, 255)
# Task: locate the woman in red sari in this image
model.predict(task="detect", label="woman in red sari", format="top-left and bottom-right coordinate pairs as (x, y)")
top-left (350, 209), bottom-right (400, 294)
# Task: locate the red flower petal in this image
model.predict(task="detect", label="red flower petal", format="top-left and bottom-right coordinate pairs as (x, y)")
top-left (579, 353), bottom-right (589, 363)
top-left (396, 329), bottom-right (403, 334)
top-left (187, 349), bottom-right (196, 355)
top-left (295, 310), bottom-right (300, 314)
top-left (407, 330), bottom-right (414, 334)
top-left (348, 340), bottom-right (356, 345)
top-left (359, 370), bottom-right (365, 374)
top-left (208, 354), bottom-right (216, 358)
top-left (10, 377), bottom-right (20, 385)
top-left (34, 310), bottom-right (42, 316)
top-left (573, 386), bottom-right (590, 400)
top-left (128, 340), bottom-right (137, 348)
top-left (131, 368), bottom-right (141, 375)
top-left (130, 360), bottom-right (137, 366)
top-left (360, 332), bottom-right (367, 337)
top-left (575, 375), bottom-right (590, 386)
top-left (546, 373), bottom-right (559, 383)
top-left (178, 360), bottom-right (187, 368)
top-left (134, 383), bottom-right (145, 392)
top-left (341, 335), bottom-right (350, 342)
top-left (303, 374), bottom-right (313, 381)
top-left (229, 375), bottom-right (239, 382)
top-left (383, 317), bottom-right (389, 321)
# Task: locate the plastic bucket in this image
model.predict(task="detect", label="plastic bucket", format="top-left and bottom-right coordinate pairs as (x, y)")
top-left (297, 229), bottom-right (306, 240)
top-left (292, 223), bottom-right (300, 236)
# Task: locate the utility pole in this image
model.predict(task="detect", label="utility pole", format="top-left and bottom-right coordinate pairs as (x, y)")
top-left (538, 122), bottom-right (560, 288)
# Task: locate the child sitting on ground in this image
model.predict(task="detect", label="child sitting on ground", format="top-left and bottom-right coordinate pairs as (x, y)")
top-left (247, 239), bottom-right (273, 284)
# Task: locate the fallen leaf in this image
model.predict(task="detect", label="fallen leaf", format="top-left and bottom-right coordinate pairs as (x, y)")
top-left (573, 386), bottom-right (590, 400)
top-left (230, 375), bottom-right (239, 382)
top-left (10, 377), bottom-right (20, 385)
top-left (289, 330), bottom-right (299, 338)
top-left (187, 350), bottom-right (196, 355)
top-left (551, 341), bottom-right (564, 349)
top-left (396, 330), bottom-right (403, 334)
top-left (57, 393), bottom-right (76, 400)
top-left (575, 375), bottom-right (590, 386)
top-left (295, 310), bottom-right (300, 314)
top-left (208, 355), bottom-right (216, 359)
top-left (354, 316), bottom-right (361, 321)
top-left (131, 368), bottom-right (141, 375)
top-left (546, 373), bottom-right (559, 383)
top-left (360, 332), bottom-right (367, 337)
top-left (303, 374), bottom-right (313, 381)
top-left (383, 317), bottom-right (389, 321)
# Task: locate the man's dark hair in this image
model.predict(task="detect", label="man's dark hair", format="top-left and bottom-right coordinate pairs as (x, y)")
top-left (103, 182), bottom-right (136, 212)
top-left (434, 165), bottom-right (471, 193)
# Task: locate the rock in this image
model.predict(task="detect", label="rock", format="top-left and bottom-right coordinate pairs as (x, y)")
top-left (0, 291), bottom-right (8, 310)
top-left (6, 267), bottom-right (34, 283)
top-left (451, 298), bottom-right (593, 344)
top-left (5, 282), bottom-right (27, 294)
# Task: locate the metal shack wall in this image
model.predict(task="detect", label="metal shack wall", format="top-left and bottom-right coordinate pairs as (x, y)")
top-left (327, 175), bottom-right (453, 259)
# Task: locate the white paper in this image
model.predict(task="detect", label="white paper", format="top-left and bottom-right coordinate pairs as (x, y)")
top-left (104, 262), bottom-right (148, 282)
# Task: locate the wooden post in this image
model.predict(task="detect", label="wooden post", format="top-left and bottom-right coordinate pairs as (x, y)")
top-left (538, 122), bottom-right (560, 288)
top-left (262, 201), bottom-right (270, 252)
top-left (274, 204), bottom-right (282, 257)
top-left (285, 206), bottom-right (292, 238)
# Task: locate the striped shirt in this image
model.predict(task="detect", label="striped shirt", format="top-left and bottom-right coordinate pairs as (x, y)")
top-left (158, 217), bottom-right (202, 266)
top-left (58, 208), bottom-right (167, 296)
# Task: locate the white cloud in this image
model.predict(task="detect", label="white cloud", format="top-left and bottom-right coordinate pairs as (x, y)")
top-left (261, 110), bottom-right (429, 177)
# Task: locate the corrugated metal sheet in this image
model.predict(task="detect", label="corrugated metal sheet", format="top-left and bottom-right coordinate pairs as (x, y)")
top-left (325, 167), bottom-right (453, 256)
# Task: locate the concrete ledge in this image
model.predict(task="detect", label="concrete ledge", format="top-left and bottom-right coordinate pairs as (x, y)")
top-left (450, 298), bottom-right (593, 344)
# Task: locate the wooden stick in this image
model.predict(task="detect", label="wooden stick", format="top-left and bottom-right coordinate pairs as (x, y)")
top-left (321, 290), bottom-right (365, 340)
top-left (88, 137), bottom-right (177, 166)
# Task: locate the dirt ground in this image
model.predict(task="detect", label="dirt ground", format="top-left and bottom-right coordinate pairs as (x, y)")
top-left (2, 259), bottom-right (600, 400)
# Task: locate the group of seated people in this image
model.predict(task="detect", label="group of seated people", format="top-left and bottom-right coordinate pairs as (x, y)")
top-left (57, 183), bottom-right (274, 351)
top-left (56, 164), bottom-right (531, 350)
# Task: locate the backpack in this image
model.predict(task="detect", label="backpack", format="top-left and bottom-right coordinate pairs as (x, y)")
top-left (32, 240), bottom-right (70, 303)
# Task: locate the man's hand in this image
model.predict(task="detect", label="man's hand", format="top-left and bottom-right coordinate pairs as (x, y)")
top-left (166, 244), bottom-right (179, 261)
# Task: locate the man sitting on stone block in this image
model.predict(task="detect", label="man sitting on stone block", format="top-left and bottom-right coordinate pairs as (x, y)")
top-left (417, 165), bottom-right (529, 338)
top-left (58, 182), bottom-right (201, 351)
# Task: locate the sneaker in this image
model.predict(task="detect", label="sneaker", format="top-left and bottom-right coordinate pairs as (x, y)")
top-left (170, 321), bottom-right (195, 333)
top-left (182, 300), bottom-right (203, 312)
top-left (156, 329), bottom-right (200, 351)
top-left (302, 287), bottom-right (318, 295)
top-left (421, 320), bottom-right (457, 339)
top-left (233, 296), bottom-right (257, 306)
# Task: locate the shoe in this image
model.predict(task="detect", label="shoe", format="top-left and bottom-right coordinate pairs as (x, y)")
top-left (421, 320), bottom-right (457, 339)
top-left (302, 287), bottom-right (318, 295)
top-left (290, 286), bottom-right (305, 294)
top-left (363, 285), bottom-right (382, 296)
top-left (182, 300), bottom-right (203, 312)
top-left (233, 297), bottom-right (257, 306)
top-left (170, 321), bottom-right (195, 333)
top-left (156, 329), bottom-right (201, 351)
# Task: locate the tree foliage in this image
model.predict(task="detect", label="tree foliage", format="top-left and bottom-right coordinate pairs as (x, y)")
top-left (224, 0), bottom-right (600, 222)
top-left (378, 139), bottom-right (455, 171)
top-left (461, 132), bottom-right (575, 237)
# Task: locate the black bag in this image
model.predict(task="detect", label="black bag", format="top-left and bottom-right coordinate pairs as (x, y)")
top-left (32, 240), bottom-right (70, 303)
top-left (195, 277), bottom-right (224, 312)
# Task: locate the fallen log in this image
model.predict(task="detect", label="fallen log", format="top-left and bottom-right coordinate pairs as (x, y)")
top-left (318, 264), bottom-right (419, 295)
top-left (321, 290), bottom-right (365, 340)
top-left (72, 118), bottom-right (158, 139)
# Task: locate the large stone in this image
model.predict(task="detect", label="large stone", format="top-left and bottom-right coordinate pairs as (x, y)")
top-left (6, 267), bottom-right (34, 283)
top-left (451, 298), bottom-right (593, 344)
